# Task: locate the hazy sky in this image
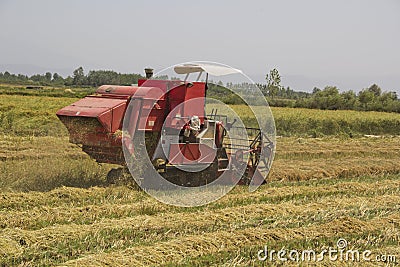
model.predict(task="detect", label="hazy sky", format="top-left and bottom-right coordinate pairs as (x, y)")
top-left (1, 0), bottom-right (399, 92)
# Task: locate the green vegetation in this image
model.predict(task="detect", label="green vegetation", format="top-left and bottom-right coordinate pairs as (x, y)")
top-left (271, 106), bottom-right (400, 136)
top-left (208, 83), bottom-right (400, 113)
top-left (1, 91), bottom-right (400, 138)
top-left (0, 67), bottom-right (143, 87)
top-left (295, 84), bottom-right (400, 113)
top-left (0, 94), bottom-right (75, 136)
top-left (0, 83), bottom-right (96, 98)
top-left (0, 135), bottom-right (111, 192)
top-left (206, 103), bottom-right (400, 137)
top-left (1, 68), bottom-right (399, 114)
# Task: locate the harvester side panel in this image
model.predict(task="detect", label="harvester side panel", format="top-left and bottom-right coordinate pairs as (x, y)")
top-left (168, 143), bottom-right (216, 165)
top-left (184, 82), bottom-right (206, 120)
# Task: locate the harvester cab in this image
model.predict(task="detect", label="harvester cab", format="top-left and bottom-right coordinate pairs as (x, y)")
top-left (57, 64), bottom-right (273, 187)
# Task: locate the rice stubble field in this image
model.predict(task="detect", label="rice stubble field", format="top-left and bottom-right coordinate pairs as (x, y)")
top-left (0, 88), bottom-right (399, 266)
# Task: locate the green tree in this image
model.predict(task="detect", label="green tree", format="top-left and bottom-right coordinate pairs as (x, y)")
top-left (52, 73), bottom-right (60, 80)
top-left (266, 68), bottom-right (283, 99)
top-left (316, 86), bottom-right (343, 110)
top-left (340, 90), bottom-right (357, 109)
top-left (358, 89), bottom-right (375, 110)
top-left (64, 76), bottom-right (73, 86)
top-left (87, 70), bottom-right (120, 86)
top-left (45, 72), bottom-right (52, 82)
top-left (73, 67), bottom-right (85, 86)
top-left (52, 73), bottom-right (65, 85)
top-left (30, 74), bottom-right (44, 82)
top-left (368, 84), bottom-right (382, 97)
top-left (312, 87), bottom-right (321, 94)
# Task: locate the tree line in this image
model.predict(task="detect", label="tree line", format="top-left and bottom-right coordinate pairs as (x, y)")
top-left (293, 84), bottom-right (400, 113)
top-left (208, 69), bottom-right (399, 113)
top-left (0, 67), bottom-right (399, 113)
top-left (259, 68), bottom-right (399, 113)
top-left (0, 67), bottom-right (143, 87)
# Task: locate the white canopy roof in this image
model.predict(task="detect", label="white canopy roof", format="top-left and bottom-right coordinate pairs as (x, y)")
top-left (174, 63), bottom-right (242, 77)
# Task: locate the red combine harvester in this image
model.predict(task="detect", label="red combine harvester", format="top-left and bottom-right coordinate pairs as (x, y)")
top-left (57, 64), bottom-right (273, 187)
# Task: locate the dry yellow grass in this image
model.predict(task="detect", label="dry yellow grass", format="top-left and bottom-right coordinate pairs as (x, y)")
top-left (0, 174), bottom-right (399, 266)
top-left (2, 194), bottom-right (399, 255)
top-left (1, 135), bottom-right (399, 191)
top-left (269, 136), bottom-right (400, 181)
top-left (1, 95), bottom-right (400, 266)
top-left (59, 214), bottom-right (399, 266)
top-left (1, 178), bottom-right (398, 230)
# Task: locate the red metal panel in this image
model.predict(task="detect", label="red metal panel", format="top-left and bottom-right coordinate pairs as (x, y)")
top-left (137, 99), bottom-right (155, 131)
top-left (110, 102), bottom-right (127, 132)
top-left (138, 79), bottom-right (183, 92)
top-left (183, 82), bottom-right (205, 122)
top-left (57, 84), bottom-right (172, 165)
top-left (164, 84), bottom-right (187, 129)
top-left (168, 84), bottom-right (187, 110)
top-left (145, 110), bottom-right (164, 131)
top-left (98, 111), bottom-right (112, 132)
top-left (150, 99), bottom-right (166, 131)
top-left (124, 99), bottom-right (142, 140)
top-left (96, 85), bottom-right (139, 96)
top-left (215, 122), bottom-right (224, 148)
top-left (57, 106), bottom-right (110, 117)
top-left (96, 101), bottom-right (127, 133)
top-left (57, 97), bottom-right (127, 114)
top-left (56, 97), bottom-right (127, 133)
top-left (168, 143), bottom-right (216, 165)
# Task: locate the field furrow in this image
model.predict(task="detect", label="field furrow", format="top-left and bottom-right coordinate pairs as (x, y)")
top-left (59, 214), bottom-right (399, 266)
top-left (1, 177), bottom-right (399, 229)
top-left (1, 176), bottom-right (399, 266)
